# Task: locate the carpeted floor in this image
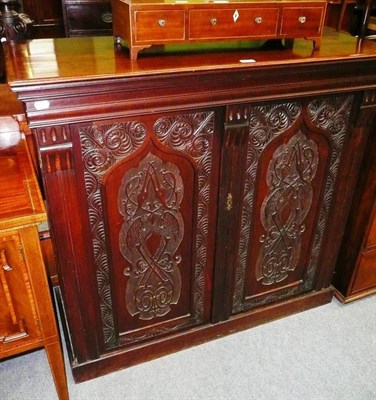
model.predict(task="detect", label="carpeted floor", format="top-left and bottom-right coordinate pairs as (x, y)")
top-left (1, 295), bottom-right (375, 400)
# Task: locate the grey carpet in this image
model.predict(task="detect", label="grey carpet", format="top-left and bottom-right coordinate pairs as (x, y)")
top-left (1, 295), bottom-right (375, 400)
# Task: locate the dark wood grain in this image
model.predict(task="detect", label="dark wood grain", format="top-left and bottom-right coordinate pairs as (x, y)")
top-left (333, 113), bottom-right (376, 302)
top-left (62, 0), bottom-right (113, 37)
top-left (22, 0), bottom-right (65, 38)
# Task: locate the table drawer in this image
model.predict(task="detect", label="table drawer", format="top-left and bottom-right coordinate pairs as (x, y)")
top-left (189, 8), bottom-right (279, 39)
top-left (0, 233), bottom-right (40, 350)
top-left (281, 7), bottom-right (324, 36)
top-left (134, 10), bottom-right (185, 42)
top-left (352, 248), bottom-right (376, 293)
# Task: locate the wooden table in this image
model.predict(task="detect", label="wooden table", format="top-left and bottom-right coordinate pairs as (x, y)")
top-left (0, 118), bottom-right (69, 399)
top-left (112, 0), bottom-right (328, 59)
top-left (4, 29), bottom-right (376, 382)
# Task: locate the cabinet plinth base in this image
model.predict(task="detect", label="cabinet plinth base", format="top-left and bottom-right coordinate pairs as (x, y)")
top-left (67, 288), bottom-right (333, 383)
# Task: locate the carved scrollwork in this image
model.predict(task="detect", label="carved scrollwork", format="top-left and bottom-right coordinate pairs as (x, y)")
top-left (307, 97), bottom-right (352, 137)
top-left (118, 153), bottom-right (184, 320)
top-left (304, 95), bottom-right (354, 284)
top-left (249, 103), bottom-right (302, 149)
top-left (117, 112), bottom-right (214, 346)
top-left (154, 112), bottom-right (214, 321)
top-left (0, 2), bottom-right (32, 41)
top-left (233, 102), bottom-right (302, 311)
top-left (233, 96), bottom-right (353, 313)
top-left (256, 131), bottom-right (319, 285)
top-left (154, 113), bottom-right (212, 161)
top-left (81, 122), bottom-right (147, 176)
top-left (80, 121), bottom-right (147, 347)
top-left (81, 113), bottom-right (214, 348)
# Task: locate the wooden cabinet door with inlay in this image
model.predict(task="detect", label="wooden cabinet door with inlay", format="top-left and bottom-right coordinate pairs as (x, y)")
top-left (37, 109), bottom-right (220, 361)
top-left (213, 95), bottom-right (358, 321)
top-left (0, 232), bottom-right (40, 351)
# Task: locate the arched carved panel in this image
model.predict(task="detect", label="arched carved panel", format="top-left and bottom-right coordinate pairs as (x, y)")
top-left (118, 153), bottom-right (184, 320)
top-left (256, 131), bottom-right (319, 285)
top-left (232, 102), bottom-right (302, 311)
top-left (79, 121), bottom-right (147, 348)
top-left (232, 96), bottom-right (353, 314)
top-left (79, 112), bottom-right (216, 349)
top-left (154, 112), bottom-right (214, 320)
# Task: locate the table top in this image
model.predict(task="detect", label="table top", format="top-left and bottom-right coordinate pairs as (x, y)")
top-left (5, 29), bottom-right (376, 89)
top-left (0, 84), bottom-right (24, 117)
top-left (0, 125), bottom-right (45, 230)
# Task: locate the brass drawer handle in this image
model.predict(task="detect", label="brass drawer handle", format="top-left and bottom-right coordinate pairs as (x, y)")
top-left (2, 263), bottom-right (12, 271)
top-left (210, 18), bottom-right (217, 26)
top-left (226, 193), bottom-right (233, 211)
top-left (158, 19), bottom-right (166, 27)
top-left (2, 330), bottom-right (29, 343)
top-left (254, 17), bottom-right (263, 24)
top-left (298, 16), bottom-right (307, 24)
top-left (101, 12), bottom-right (112, 24)
top-left (1, 250), bottom-right (12, 272)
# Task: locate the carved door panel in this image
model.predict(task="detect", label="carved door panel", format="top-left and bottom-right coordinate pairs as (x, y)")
top-left (221, 95), bottom-right (355, 316)
top-left (72, 110), bottom-right (220, 352)
top-left (0, 232), bottom-right (40, 351)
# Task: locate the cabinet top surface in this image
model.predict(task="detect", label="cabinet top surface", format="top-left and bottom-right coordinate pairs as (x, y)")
top-left (0, 130), bottom-right (45, 229)
top-left (5, 30), bottom-right (376, 89)
top-left (117, 0), bottom-right (326, 5)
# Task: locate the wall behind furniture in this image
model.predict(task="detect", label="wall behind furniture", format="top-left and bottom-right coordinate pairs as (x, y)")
top-left (22, 0), bottom-right (65, 38)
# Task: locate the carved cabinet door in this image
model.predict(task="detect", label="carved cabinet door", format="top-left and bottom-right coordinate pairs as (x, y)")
top-left (69, 109), bottom-right (220, 354)
top-left (215, 95), bottom-right (357, 319)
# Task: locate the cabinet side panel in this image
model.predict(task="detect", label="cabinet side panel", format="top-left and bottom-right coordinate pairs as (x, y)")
top-left (35, 125), bottom-right (100, 363)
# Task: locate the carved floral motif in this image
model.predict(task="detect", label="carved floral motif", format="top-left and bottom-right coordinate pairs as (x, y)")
top-left (81, 122), bottom-right (147, 176)
top-left (80, 121), bottom-right (147, 347)
top-left (118, 153), bottom-right (184, 320)
top-left (304, 95), bottom-right (354, 284)
top-left (117, 112), bottom-right (215, 346)
top-left (256, 131), bottom-right (318, 285)
top-left (80, 113), bottom-right (214, 348)
top-left (232, 96), bottom-right (353, 313)
top-left (154, 112), bottom-right (214, 320)
top-left (233, 102), bottom-right (302, 311)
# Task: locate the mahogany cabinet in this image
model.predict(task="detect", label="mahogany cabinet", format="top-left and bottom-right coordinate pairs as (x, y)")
top-left (4, 30), bottom-right (376, 382)
top-left (333, 115), bottom-right (376, 302)
top-left (0, 117), bottom-right (69, 399)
